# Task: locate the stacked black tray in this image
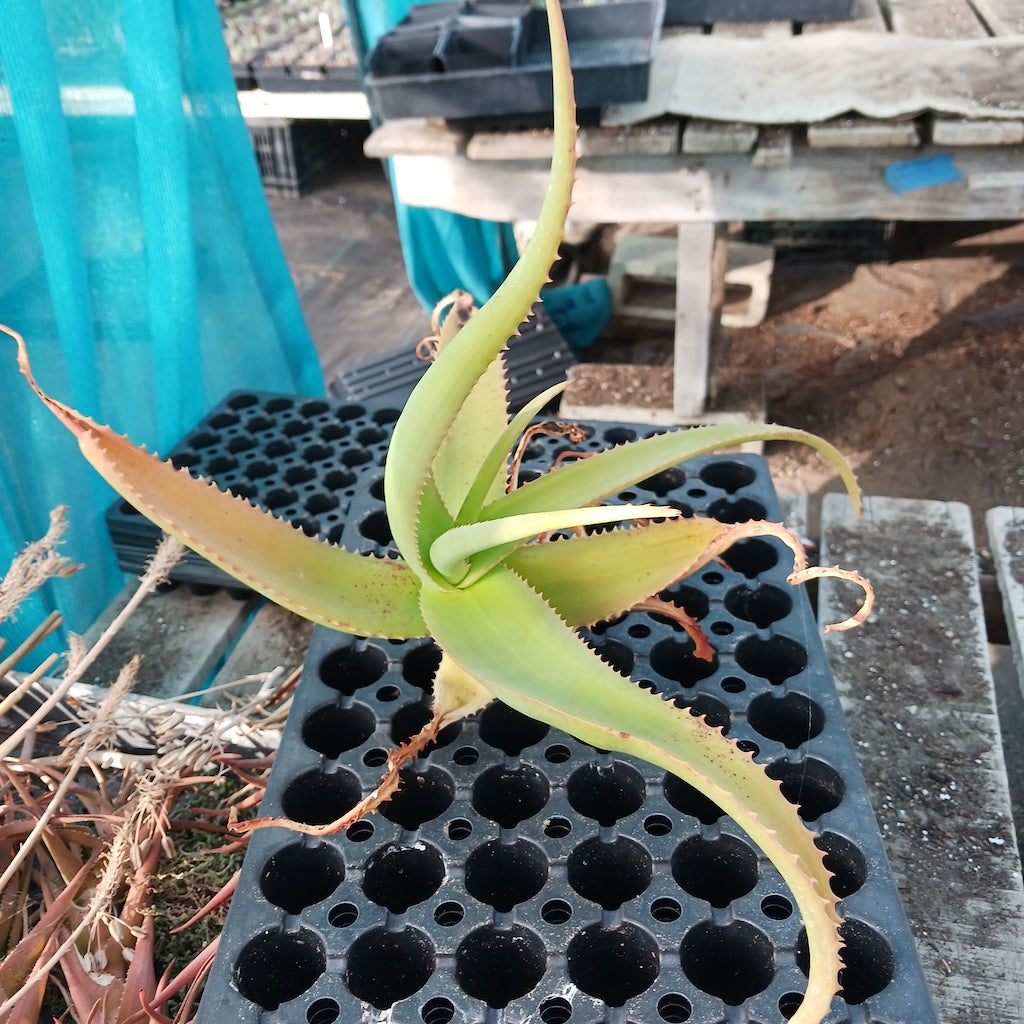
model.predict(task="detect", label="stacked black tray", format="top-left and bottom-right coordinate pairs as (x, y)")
top-left (190, 408), bottom-right (938, 1024)
top-left (365, 0), bottom-right (664, 123)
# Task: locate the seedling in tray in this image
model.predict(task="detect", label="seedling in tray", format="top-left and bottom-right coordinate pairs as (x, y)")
top-left (4, 4), bottom-right (872, 1022)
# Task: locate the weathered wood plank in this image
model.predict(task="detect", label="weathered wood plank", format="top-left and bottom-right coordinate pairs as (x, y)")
top-left (363, 118), bottom-right (466, 159)
top-left (931, 115), bottom-right (1024, 144)
top-left (202, 599), bottom-right (314, 707)
top-left (672, 221), bottom-right (723, 417)
top-left (681, 118), bottom-right (758, 154)
top-left (807, 116), bottom-right (921, 148)
top-left (887, 0), bottom-right (988, 37)
top-left (81, 583), bottom-right (257, 700)
top-left (819, 495), bottom-right (1024, 1024)
top-left (987, 506), bottom-right (1024, 698)
top-left (751, 125), bottom-right (794, 167)
top-left (387, 144), bottom-right (1024, 224)
top-left (465, 123), bottom-right (680, 161)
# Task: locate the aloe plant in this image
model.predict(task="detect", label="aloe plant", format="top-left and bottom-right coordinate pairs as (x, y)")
top-left (4, 3), bottom-right (874, 1020)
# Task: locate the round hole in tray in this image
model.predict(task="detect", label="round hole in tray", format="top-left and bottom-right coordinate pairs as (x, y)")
top-left (567, 920), bottom-right (660, 1006)
top-left (657, 584), bottom-right (709, 622)
top-left (445, 817), bottom-right (473, 840)
top-left (345, 924), bottom-right (435, 1009)
top-left (663, 773), bottom-right (723, 825)
top-left (170, 450), bottom-right (200, 469)
top-left (649, 637), bottom-right (719, 686)
top-left (245, 414), bottom-right (274, 433)
top-left (637, 466), bottom-right (686, 497)
top-left (373, 406), bottom-right (400, 425)
top-left (472, 763), bottom-right (549, 828)
top-left (455, 923), bottom-right (546, 1008)
top-left (817, 830), bottom-right (868, 897)
top-left (707, 497), bottom-right (766, 524)
top-left (264, 396), bottom-right (293, 413)
top-left (244, 459), bottom-right (275, 480)
top-left (294, 516), bottom-right (321, 538)
top-left (286, 464), bottom-right (316, 485)
top-left (734, 634), bottom-right (807, 685)
top-left (346, 820), bottom-right (374, 843)
top-left (603, 426), bottom-right (637, 445)
top-left (358, 426), bottom-right (388, 445)
top-left (368, 475), bottom-right (386, 500)
top-left (324, 468), bottom-right (356, 490)
top-left (319, 422), bottom-right (349, 442)
top-left (263, 438), bottom-right (295, 458)
top-left (301, 442), bottom-right (332, 463)
top-left (544, 743), bottom-right (572, 764)
top-left (541, 898), bottom-right (573, 925)
top-left (797, 917), bottom-right (894, 1004)
top-left (283, 418), bottom-right (312, 438)
top-left (566, 760), bottom-right (646, 825)
top-left (702, 570), bottom-right (724, 585)
top-left (778, 992), bottom-right (803, 1020)
top-left (306, 492), bottom-right (339, 515)
top-left (205, 455), bottom-right (237, 475)
top-left (376, 684), bottom-right (401, 702)
top-left (363, 747), bottom-right (388, 768)
top-left (421, 997), bottom-right (456, 1024)
top-left (672, 834), bottom-right (757, 907)
top-left (433, 901), bottom-right (465, 927)
top-left (381, 765), bottom-right (456, 830)
top-left (209, 410), bottom-right (240, 428)
top-left (336, 402), bottom-right (366, 422)
top-left (589, 636), bottom-right (634, 675)
top-left (298, 398), bottom-right (329, 417)
top-left (761, 893), bottom-right (794, 920)
top-left (724, 582), bottom-right (793, 627)
top-left (227, 393), bottom-right (258, 410)
top-left (259, 840), bottom-right (345, 914)
top-left (687, 487), bottom-right (707, 499)
top-left (680, 919), bottom-right (774, 1003)
top-left (402, 640), bottom-right (442, 689)
top-left (359, 509), bottom-right (393, 547)
top-left (227, 434), bottom-right (256, 453)
top-left (673, 693), bottom-right (731, 733)
top-left (264, 486), bottom-right (297, 511)
top-left (720, 537), bottom-right (779, 578)
top-left (302, 701), bottom-right (375, 759)
top-left (233, 926), bottom-right (325, 1010)
top-left (452, 744), bottom-right (479, 765)
top-left (567, 835), bottom-right (652, 910)
top-left (699, 460), bottom-right (757, 493)
top-left (362, 840), bottom-right (445, 913)
top-left (766, 757), bottom-right (845, 821)
top-left (306, 996), bottom-right (340, 1024)
top-left (475, 700), bottom-right (548, 757)
top-left (539, 996), bottom-right (573, 1024)
top-left (644, 813), bottom-right (673, 836)
top-left (280, 767), bottom-right (361, 827)
top-left (628, 622), bottom-right (651, 639)
top-left (709, 621), bottom-right (733, 636)
top-left (657, 992), bottom-right (692, 1023)
top-left (328, 901), bottom-right (359, 927)
top-left (318, 642), bottom-right (389, 695)
top-left (464, 837), bottom-right (548, 911)
top-left (544, 815), bottom-right (572, 838)
top-left (721, 675), bottom-right (746, 694)
top-left (391, 700), bottom-right (462, 752)
top-left (651, 896), bottom-right (682, 923)
top-left (748, 691), bottom-right (825, 748)
top-left (187, 429), bottom-right (218, 449)
top-left (342, 447), bottom-right (374, 467)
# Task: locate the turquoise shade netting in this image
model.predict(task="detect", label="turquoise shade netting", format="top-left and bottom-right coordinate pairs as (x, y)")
top-left (0, 0), bottom-right (324, 668)
top-left (354, 0), bottom-right (519, 309)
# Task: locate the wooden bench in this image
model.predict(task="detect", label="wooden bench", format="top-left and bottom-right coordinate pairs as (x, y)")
top-left (77, 494), bottom-right (1024, 1023)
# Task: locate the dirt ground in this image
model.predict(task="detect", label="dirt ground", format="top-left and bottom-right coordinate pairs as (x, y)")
top-left (718, 228), bottom-right (1024, 550)
top-left (585, 223), bottom-right (1024, 552)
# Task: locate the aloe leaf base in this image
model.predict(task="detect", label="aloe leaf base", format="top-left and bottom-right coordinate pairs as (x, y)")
top-left (194, 422), bottom-right (935, 1024)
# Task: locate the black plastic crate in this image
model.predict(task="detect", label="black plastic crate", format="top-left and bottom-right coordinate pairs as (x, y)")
top-left (246, 118), bottom-right (342, 197)
top-left (330, 307), bottom-right (575, 412)
top-left (665, 0), bottom-right (852, 22)
top-left (194, 418), bottom-right (937, 1024)
top-left (365, 0), bottom-right (664, 123)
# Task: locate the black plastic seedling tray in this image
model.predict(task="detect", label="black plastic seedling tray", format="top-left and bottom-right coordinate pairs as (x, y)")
top-left (194, 413), bottom-right (937, 1024)
top-left (365, 0), bottom-right (664, 122)
top-left (665, 0), bottom-right (851, 22)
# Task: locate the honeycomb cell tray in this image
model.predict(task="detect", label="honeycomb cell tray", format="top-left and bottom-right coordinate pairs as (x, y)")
top-left (364, 0), bottom-right (664, 123)
top-left (194, 416), bottom-right (938, 1024)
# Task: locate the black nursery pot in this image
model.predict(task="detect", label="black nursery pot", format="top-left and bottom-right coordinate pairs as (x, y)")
top-left (181, 401), bottom-right (937, 1024)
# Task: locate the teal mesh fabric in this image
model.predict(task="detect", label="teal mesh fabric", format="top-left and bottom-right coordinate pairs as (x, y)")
top-left (0, 0), bottom-right (324, 667)
top-left (356, 0), bottom-right (518, 309)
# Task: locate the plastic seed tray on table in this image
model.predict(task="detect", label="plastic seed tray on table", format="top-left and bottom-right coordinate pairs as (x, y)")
top-left (104, 392), bottom-right (402, 586)
top-left (195, 416), bottom-right (938, 1024)
top-left (330, 307), bottom-right (575, 412)
top-left (364, 0), bottom-right (664, 123)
